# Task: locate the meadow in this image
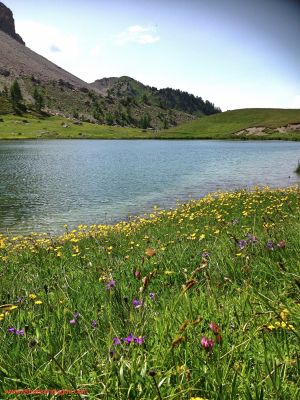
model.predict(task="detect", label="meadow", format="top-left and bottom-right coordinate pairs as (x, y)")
top-left (0, 186), bottom-right (299, 399)
top-left (0, 108), bottom-right (300, 140)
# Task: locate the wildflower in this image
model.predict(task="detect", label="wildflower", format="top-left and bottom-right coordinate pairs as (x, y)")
top-left (201, 336), bottom-right (214, 350)
top-left (246, 233), bottom-right (258, 243)
top-left (91, 320), bottom-right (97, 329)
top-left (190, 397), bottom-right (208, 400)
top-left (132, 298), bottom-right (144, 309)
top-left (201, 252), bottom-right (209, 258)
top-left (266, 240), bottom-right (274, 250)
top-left (134, 270), bottom-right (141, 279)
top-left (106, 279), bottom-right (116, 291)
top-left (134, 336), bottom-right (145, 345)
top-left (69, 311), bottom-right (80, 325)
top-left (28, 294), bottom-right (37, 300)
top-left (149, 292), bottom-right (155, 300)
top-left (145, 248), bottom-right (156, 257)
top-left (8, 327), bottom-right (24, 336)
top-left (209, 321), bottom-right (220, 335)
top-left (280, 309), bottom-right (289, 321)
top-left (34, 300), bottom-right (43, 305)
top-left (123, 333), bottom-right (135, 345)
top-left (277, 240), bottom-right (286, 249)
top-left (237, 240), bottom-right (247, 250)
top-left (112, 337), bottom-right (121, 345)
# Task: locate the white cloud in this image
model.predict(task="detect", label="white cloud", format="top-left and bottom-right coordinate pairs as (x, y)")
top-left (116, 25), bottom-right (160, 45)
top-left (50, 45), bottom-right (61, 53)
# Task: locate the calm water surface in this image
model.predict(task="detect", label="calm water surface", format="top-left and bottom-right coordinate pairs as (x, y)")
top-left (0, 140), bottom-right (299, 235)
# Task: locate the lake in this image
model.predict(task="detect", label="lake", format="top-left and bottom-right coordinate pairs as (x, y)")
top-left (0, 139), bottom-right (299, 235)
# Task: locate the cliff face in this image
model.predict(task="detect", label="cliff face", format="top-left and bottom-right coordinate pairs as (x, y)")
top-left (0, 2), bottom-right (25, 45)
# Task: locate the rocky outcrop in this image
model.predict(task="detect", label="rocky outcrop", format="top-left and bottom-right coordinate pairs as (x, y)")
top-left (0, 2), bottom-right (25, 45)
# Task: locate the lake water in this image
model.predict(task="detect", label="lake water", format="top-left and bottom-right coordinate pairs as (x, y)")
top-left (0, 139), bottom-right (299, 235)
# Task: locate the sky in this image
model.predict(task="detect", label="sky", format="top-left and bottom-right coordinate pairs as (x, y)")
top-left (4, 0), bottom-right (300, 110)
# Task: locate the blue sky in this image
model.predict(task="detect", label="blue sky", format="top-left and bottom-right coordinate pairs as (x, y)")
top-left (4, 0), bottom-right (300, 110)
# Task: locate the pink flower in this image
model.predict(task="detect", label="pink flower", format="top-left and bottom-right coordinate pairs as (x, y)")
top-left (201, 336), bottom-right (215, 350)
top-left (209, 321), bottom-right (220, 335)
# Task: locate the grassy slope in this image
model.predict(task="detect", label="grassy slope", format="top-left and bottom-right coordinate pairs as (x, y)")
top-left (0, 187), bottom-right (299, 398)
top-left (0, 108), bottom-right (300, 140)
top-left (164, 108), bottom-right (300, 139)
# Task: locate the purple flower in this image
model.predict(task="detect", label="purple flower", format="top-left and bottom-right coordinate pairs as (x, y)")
top-left (247, 233), bottom-right (258, 243)
top-left (237, 240), bottom-right (247, 250)
top-left (106, 279), bottom-right (116, 291)
top-left (132, 298), bottom-right (144, 309)
top-left (202, 252), bottom-right (210, 258)
top-left (112, 337), bottom-right (121, 346)
top-left (69, 311), bottom-right (80, 325)
top-left (266, 240), bottom-right (274, 250)
top-left (8, 327), bottom-right (24, 336)
top-left (134, 336), bottom-right (145, 345)
top-left (91, 320), bottom-right (97, 329)
top-left (149, 292), bottom-right (155, 300)
top-left (123, 333), bottom-right (135, 345)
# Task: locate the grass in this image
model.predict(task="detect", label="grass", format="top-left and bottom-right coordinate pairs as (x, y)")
top-left (0, 186), bottom-right (299, 399)
top-left (0, 108), bottom-right (300, 140)
top-left (165, 108), bottom-right (300, 140)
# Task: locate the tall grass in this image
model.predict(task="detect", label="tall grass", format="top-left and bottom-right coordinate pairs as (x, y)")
top-left (0, 187), bottom-right (299, 399)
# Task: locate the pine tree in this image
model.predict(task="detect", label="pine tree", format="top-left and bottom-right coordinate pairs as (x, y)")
top-left (10, 80), bottom-right (24, 112)
top-left (33, 88), bottom-right (44, 112)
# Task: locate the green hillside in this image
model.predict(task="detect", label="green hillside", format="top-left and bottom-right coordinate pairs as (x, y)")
top-left (1, 108), bottom-right (300, 140)
top-left (164, 108), bottom-right (300, 139)
top-left (93, 76), bottom-right (221, 117)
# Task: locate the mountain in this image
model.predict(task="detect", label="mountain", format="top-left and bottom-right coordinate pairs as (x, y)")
top-left (0, 2), bottom-right (220, 129)
top-left (0, 1), bottom-right (24, 44)
top-left (91, 76), bottom-right (220, 116)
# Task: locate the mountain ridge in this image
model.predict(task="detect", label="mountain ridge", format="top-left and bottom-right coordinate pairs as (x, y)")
top-left (0, 1), bottom-right (24, 44)
top-left (0, 2), bottom-right (220, 128)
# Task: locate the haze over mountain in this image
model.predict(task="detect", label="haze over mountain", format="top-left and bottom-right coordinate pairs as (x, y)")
top-left (0, 2), bottom-right (220, 129)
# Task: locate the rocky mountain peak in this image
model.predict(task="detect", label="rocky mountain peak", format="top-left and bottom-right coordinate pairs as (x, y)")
top-left (0, 2), bottom-right (25, 45)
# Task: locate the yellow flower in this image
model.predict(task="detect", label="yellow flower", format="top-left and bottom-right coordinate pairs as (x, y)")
top-left (190, 397), bottom-right (208, 400)
top-left (29, 293), bottom-right (37, 300)
top-left (280, 309), bottom-right (289, 321)
top-left (34, 300), bottom-right (43, 305)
